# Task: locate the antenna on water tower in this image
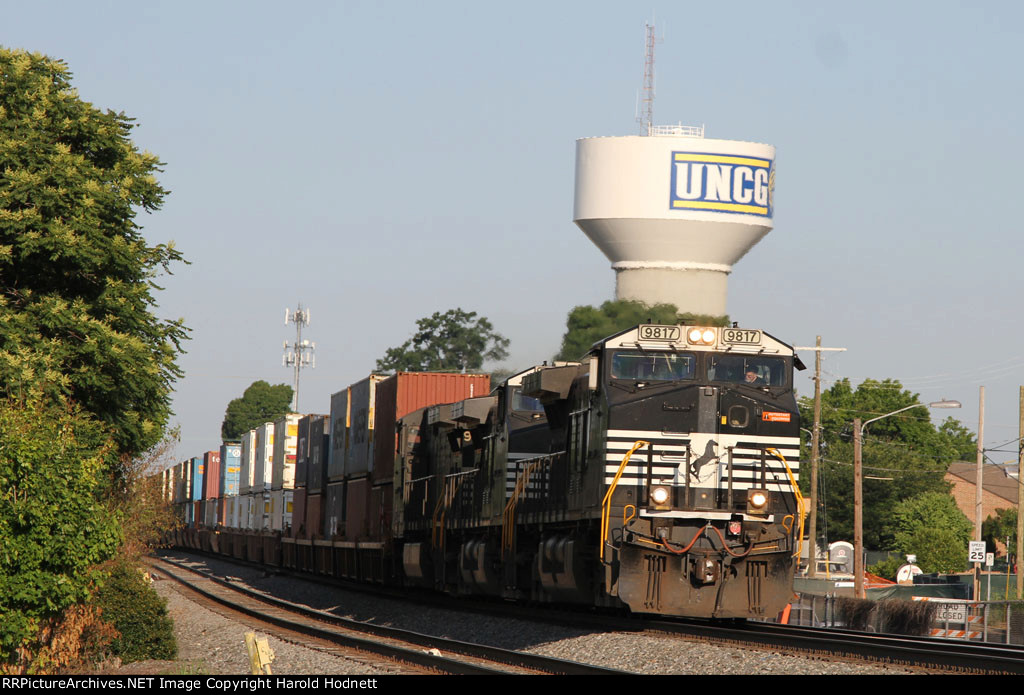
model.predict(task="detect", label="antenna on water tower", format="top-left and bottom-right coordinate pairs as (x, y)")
top-left (282, 303), bottom-right (315, 412)
top-left (638, 20), bottom-right (661, 136)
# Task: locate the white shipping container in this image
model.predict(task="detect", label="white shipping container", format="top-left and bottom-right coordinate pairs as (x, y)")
top-left (269, 489), bottom-right (295, 532)
top-left (271, 489), bottom-right (284, 531)
top-left (271, 413), bottom-right (301, 490)
top-left (251, 423), bottom-right (275, 493)
top-left (239, 430), bottom-right (257, 495)
top-left (262, 492), bottom-right (273, 531)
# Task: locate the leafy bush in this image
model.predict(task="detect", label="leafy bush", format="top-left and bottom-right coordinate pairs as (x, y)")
top-left (94, 562), bottom-right (176, 662)
top-left (0, 394), bottom-right (121, 667)
top-left (868, 556), bottom-right (904, 581)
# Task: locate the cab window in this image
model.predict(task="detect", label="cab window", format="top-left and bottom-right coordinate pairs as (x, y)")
top-left (611, 352), bottom-right (695, 381)
top-left (510, 387), bottom-right (544, 412)
top-left (708, 356), bottom-right (786, 387)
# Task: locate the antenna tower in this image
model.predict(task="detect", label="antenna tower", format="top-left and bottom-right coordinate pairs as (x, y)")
top-left (639, 21), bottom-right (659, 135)
top-left (282, 303), bottom-right (315, 412)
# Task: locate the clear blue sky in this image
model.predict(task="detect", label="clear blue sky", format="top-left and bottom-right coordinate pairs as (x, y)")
top-left (7, 1), bottom-right (1024, 464)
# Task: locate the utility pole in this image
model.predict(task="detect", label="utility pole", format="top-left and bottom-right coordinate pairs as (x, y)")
top-left (794, 338), bottom-right (846, 577)
top-left (283, 304), bottom-right (315, 413)
top-left (975, 385), bottom-right (985, 602)
top-left (854, 417), bottom-right (864, 598)
top-left (1017, 386), bottom-right (1023, 599)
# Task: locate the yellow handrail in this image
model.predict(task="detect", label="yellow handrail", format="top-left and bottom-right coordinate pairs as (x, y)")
top-left (600, 440), bottom-right (649, 561)
top-left (431, 476), bottom-right (463, 550)
top-left (765, 447), bottom-right (804, 559)
top-left (502, 455), bottom-right (554, 552)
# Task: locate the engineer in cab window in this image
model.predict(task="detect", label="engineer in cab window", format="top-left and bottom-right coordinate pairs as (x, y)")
top-left (744, 366), bottom-right (766, 386)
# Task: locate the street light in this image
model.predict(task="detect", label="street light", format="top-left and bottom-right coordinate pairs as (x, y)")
top-left (853, 399), bottom-right (961, 598)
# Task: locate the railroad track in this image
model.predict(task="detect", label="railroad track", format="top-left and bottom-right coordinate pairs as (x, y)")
top-left (148, 556), bottom-right (627, 675)
top-left (641, 617), bottom-right (1024, 674)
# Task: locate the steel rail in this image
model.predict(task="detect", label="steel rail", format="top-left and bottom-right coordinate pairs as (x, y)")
top-left (151, 556), bottom-right (626, 676)
top-left (643, 617), bottom-right (1024, 674)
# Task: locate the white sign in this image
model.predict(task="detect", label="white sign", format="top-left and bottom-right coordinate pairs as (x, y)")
top-left (969, 541), bottom-right (986, 563)
top-left (986, 552), bottom-right (994, 567)
top-left (936, 603), bottom-right (968, 623)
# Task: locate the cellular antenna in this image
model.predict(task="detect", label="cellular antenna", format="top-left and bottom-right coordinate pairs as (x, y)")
top-left (638, 21), bottom-right (660, 136)
top-left (282, 303), bottom-right (315, 412)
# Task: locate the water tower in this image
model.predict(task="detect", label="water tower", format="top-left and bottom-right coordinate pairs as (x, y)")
top-left (573, 127), bottom-right (775, 316)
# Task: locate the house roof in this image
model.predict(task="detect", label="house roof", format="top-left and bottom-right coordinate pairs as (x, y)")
top-left (947, 461), bottom-right (1020, 505)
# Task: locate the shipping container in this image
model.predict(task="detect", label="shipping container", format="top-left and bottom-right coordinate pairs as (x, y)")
top-left (252, 422), bottom-right (275, 493)
top-left (239, 430), bottom-right (257, 495)
top-left (330, 375), bottom-right (387, 480)
top-left (202, 451), bottom-right (221, 500)
top-left (368, 482), bottom-right (393, 542)
top-left (178, 460), bottom-right (190, 505)
top-left (189, 457), bottom-right (204, 503)
top-left (323, 481), bottom-right (345, 539)
top-left (270, 489), bottom-right (284, 531)
top-left (327, 389), bottom-right (348, 481)
top-left (268, 489), bottom-right (294, 531)
top-left (305, 492), bottom-right (323, 541)
top-left (292, 487), bottom-right (306, 538)
top-left (261, 491), bottom-right (272, 530)
top-left (372, 372), bottom-right (490, 485)
top-left (223, 496), bottom-right (235, 528)
top-left (307, 415), bottom-right (330, 493)
top-left (271, 413), bottom-right (300, 490)
top-left (345, 477), bottom-right (369, 541)
top-left (220, 442), bottom-right (241, 497)
top-left (295, 415), bottom-right (312, 488)
top-left (171, 462), bottom-right (183, 504)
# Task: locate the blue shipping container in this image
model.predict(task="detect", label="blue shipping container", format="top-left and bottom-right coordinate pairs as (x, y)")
top-left (220, 443), bottom-right (241, 496)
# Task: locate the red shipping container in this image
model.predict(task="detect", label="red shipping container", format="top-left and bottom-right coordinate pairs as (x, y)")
top-left (305, 493), bottom-right (323, 541)
top-left (372, 372), bottom-right (490, 485)
top-left (202, 451), bottom-right (221, 500)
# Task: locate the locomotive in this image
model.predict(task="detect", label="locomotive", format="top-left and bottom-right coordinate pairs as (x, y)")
top-left (172, 322), bottom-right (804, 620)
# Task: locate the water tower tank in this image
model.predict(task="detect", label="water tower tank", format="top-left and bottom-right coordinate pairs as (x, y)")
top-left (573, 127), bottom-right (775, 316)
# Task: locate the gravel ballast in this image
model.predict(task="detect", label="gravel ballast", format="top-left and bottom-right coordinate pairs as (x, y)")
top-left (132, 551), bottom-right (918, 675)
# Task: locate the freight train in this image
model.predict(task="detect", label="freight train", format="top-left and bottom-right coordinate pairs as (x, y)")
top-left (167, 323), bottom-right (805, 619)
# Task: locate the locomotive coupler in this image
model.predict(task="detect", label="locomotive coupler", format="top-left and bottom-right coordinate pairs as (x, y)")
top-left (690, 554), bottom-right (720, 585)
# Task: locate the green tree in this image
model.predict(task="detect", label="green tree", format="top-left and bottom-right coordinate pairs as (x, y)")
top-left (554, 299), bottom-right (728, 361)
top-left (0, 49), bottom-right (187, 458)
top-left (221, 380), bottom-right (294, 440)
top-left (801, 378), bottom-right (976, 551)
top-left (0, 392), bottom-right (122, 663)
top-left (891, 491), bottom-right (973, 573)
top-left (982, 507), bottom-right (1017, 556)
top-left (376, 308), bottom-right (509, 373)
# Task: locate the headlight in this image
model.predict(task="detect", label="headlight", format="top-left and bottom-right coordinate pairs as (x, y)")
top-left (650, 486), bottom-right (671, 506)
top-left (686, 327), bottom-right (716, 345)
top-left (747, 489), bottom-right (769, 515)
